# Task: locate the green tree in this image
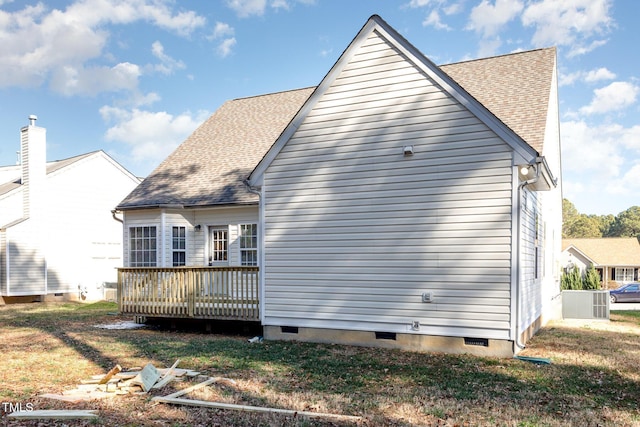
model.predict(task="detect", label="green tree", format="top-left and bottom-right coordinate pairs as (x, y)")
top-left (607, 206), bottom-right (640, 237)
top-left (561, 265), bottom-right (583, 290)
top-left (597, 214), bottom-right (615, 236)
top-left (583, 265), bottom-right (601, 290)
top-left (564, 215), bottom-right (602, 238)
top-left (562, 198), bottom-right (581, 238)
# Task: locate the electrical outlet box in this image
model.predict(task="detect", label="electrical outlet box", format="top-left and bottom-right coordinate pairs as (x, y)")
top-left (422, 292), bottom-right (433, 303)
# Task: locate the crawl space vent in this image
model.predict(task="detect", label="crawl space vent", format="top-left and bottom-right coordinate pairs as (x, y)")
top-left (375, 331), bottom-right (397, 341)
top-left (464, 337), bottom-right (489, 347)
top-left (280, 326), bottom-right (298, 334)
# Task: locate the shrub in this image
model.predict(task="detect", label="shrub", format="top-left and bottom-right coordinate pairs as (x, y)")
top-left (561, 264), bottom-right (602, 290)
top-left (561, 265), bottom-right (583, 290)
top-left (583, 265), bottom-right (602, 290)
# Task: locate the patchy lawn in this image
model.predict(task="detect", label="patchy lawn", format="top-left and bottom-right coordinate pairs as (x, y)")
top-left (1, 302), bottom-right (639, 426)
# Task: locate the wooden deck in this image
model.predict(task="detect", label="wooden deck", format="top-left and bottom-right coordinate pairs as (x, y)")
top-left (117, 267), bottom-right (259, 321)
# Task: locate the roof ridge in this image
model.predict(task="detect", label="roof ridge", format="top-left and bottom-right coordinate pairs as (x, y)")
top-left (47, 150), bottom-right (101, 165)
top-left (232, 86), bottom-right (317, 102)
top-left (441, 47), bottom-right (555, 67)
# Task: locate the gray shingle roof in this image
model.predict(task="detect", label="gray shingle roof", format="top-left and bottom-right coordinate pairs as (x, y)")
top-left (117, 88), bottom-right (315, 209)
top-left (441, 48), bottom-right (556, 154)
top-left (118, 47), bottom-right (556, 210)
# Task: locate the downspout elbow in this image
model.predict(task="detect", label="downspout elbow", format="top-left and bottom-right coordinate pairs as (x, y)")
top-left (111, 209), bottom-right (123, 223)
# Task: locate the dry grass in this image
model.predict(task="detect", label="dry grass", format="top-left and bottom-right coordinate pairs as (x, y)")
top-left (1, 302), bottom-right (639, 426)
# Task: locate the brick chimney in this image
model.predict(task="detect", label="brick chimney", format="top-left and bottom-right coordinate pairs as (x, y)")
top-left (20, 115), bottom-right (46, 220)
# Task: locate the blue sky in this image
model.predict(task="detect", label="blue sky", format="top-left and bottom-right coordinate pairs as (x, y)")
top-left (0, 0), bottom-right (637, 216)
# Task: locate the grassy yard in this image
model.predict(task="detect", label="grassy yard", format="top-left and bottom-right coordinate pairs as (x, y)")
top-left (0, 302), bottom-right (639, 426)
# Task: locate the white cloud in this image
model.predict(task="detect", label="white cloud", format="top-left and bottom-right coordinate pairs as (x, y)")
top-left (560, 119), bottom-right (640, 214)
top-left (561, 120), bottom-right (625, 178)
top-left (560, 120), bottom-right (640, 210)
top-left (150, 41), bottom-right (185, 75)
top-left (213, 22), bottom-right (235, 39)
top-left (465, 0), bottom-right (523, 55)
top-left (559, 67), bottom-right (616, 87)
top-left (558, 71), bottom-right (582, 87)
top-left (584, 67), bottom-right (616, 82)
top-left (0, 0), bottom-right (205, 94)
top-left (477, 37), bottom-right (503, 58)
top-left (209, 22), bottom-right (236, 58)
top-left (226, 0), bottom-right (267, 17)
top-left (217, 38), bottom-right (237, 58)
top-left (50, 62), bottom-right (141, 96)
top-left (65, 0), bottom-right (206, 36)
top-left (406, 0), bottom-right (436, 7)
top-left (443, 3), bottom-right (463, 15)
top-left (100, 106), bottom-right (210, 166)
top-left (423, 10), bottom-right (452, 30)
top-left (467, 0), bottom-right (524, 38)
top-left (521, 0), bottom-right (613, 56)
top-left (271, 0), bottom-right (290, 10)
top-left (579, 81), bottom-right (639, 115)
top-left (606, 162), bottom-right (640, 195)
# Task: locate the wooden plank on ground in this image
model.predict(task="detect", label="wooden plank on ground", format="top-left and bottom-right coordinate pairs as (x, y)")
top-left (152, 397), bottom-right (362, 422)
top-left (159, 377), bottom-right (217, 399)
top-left (152, 374), bottom-right (175, 390)
top-left (7, 410), bottom-right (98, 420)
top-left (99, 364), bottom-right (122, 384)
top-left (162, 359), bottom-right (180, 378)
top-left (130, 363), bottom-right (160, 392)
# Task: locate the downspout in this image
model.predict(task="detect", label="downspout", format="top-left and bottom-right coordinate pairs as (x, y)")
top-left (515, 163), bottom-right (541, 351)
top-left (244, 180), bottom-right (265, 324)
top-left (111, 209), bottom-right (123, 223)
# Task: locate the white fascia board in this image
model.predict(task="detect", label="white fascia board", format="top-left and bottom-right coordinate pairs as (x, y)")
top-left (563, 246), bottom-right (597, 265)
top-left (249, 16), bottom-right (539, 186)
top-left (369, 20), bottom-right (539, 164)
top-left (249, 19), bottom-right (378, 187)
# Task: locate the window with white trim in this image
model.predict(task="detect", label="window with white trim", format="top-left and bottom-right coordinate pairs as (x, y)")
top-left (129, 226), bottom-right (157, 267)
top-left (172, 226), bottom-right (186, 266)
top-left (239, 224), bottom-right (258, 266)
top-left (615, 267), bottom-right (635, 283)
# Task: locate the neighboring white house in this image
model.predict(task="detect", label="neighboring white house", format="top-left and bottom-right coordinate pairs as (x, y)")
top-left (0, 116), bottom-right (141, 302)
top-left (116, 15), bottom-right (563, 357)
top-left (562, 238), bottom-right (640, 288)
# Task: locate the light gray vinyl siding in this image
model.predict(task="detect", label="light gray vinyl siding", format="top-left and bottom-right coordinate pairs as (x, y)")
top-left (262, 31), bottom-right (514, 339)
top-left (0, 230), bottom-right (6, 294)
top-left (4, 223), bottom-right (46, 295)
top-left (519, 189), bottom-right (542, 332)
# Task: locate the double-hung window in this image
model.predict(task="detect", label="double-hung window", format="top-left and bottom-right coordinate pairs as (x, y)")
top-left (615, 267), bottom-right (635, 283)
top-left (172, 226), bottom-right (186, 266)
top-left (129, 226), bottom-right (157, 267)
top-left (239, 224), bottom-right (258, 266)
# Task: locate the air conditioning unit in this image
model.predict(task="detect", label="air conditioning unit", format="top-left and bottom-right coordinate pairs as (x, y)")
top-left (561, 290), bottom-right (609, 320)
top-left (103, 282), bottom-right (118, 302)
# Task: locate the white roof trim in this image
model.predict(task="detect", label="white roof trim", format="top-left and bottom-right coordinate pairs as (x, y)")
top-left (249, 15), bottom-right (539, 186)
top-left (563, 245), bottom-right (597, 265)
